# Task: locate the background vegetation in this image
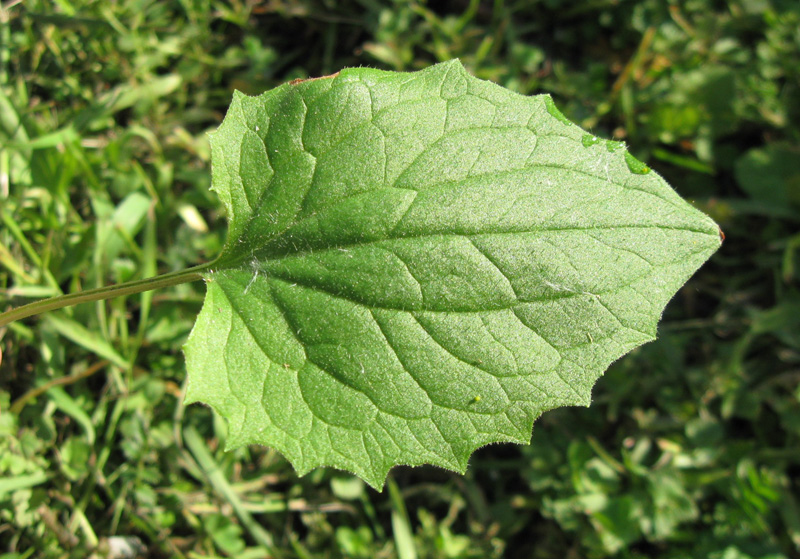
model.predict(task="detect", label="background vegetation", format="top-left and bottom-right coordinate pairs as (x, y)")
top-left (1, 0), bottom-right (798, 557)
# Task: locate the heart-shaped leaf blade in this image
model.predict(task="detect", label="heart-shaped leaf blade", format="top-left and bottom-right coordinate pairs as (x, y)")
top-left (184, 60), bottom-right (721, 489)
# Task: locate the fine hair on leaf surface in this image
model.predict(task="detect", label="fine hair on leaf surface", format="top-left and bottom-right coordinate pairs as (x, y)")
top-left (180, 60), bottom-right (721, 489)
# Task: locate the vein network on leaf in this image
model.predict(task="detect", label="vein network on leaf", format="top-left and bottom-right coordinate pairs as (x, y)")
top-left (183, 60), bottom-right (721, 489)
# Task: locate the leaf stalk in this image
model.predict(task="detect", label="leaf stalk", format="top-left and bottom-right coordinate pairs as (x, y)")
top-left (0, 264), bottom-right (210, 327)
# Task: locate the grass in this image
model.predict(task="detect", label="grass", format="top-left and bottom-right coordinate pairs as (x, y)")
top-left (1, 0), bottom-right (799, 557)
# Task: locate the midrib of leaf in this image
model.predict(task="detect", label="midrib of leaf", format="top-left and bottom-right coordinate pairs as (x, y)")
top-left (218, 154), bottom-right (710, 270)
top-left (253, 224), bottom-right (713, 260)
top-left (243, 236), bottom-right (710, 312)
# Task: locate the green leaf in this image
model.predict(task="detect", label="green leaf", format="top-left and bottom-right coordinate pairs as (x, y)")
top-left (183, 60), bottom-right (721, 489)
